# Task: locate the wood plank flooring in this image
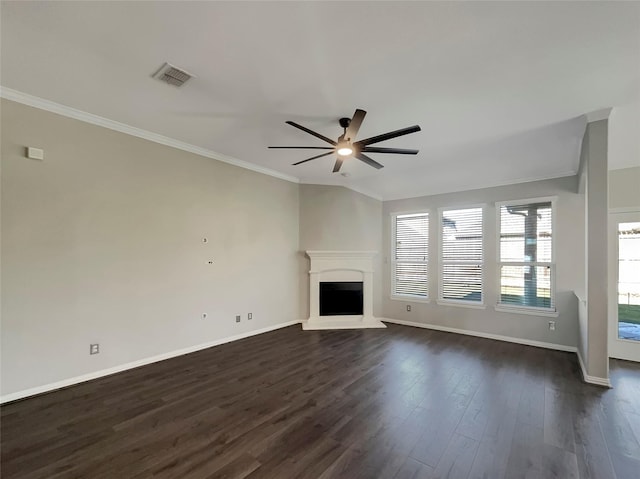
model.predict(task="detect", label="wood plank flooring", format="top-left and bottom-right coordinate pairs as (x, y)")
top-left (2, 324), bottom-right (639, 479)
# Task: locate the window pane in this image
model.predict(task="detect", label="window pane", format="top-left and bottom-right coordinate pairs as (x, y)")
top-left (442, 208), bottom-right (483, 262)
top-left (395, 263), bottom-right (428, 297)
top-left (500, 202), bottom-right (552, 262)
top-left (618, 221), bottom-right (640, 341)
top-left (396, 213), bottom-right (428, 262)
top-left (394, 213), bottom-right (428, 297)
top-left (441, 264), bottom-right (482, 302)
top-left (499, 265), bottom-right (554, 309)
top-left (440, 207), bottom-right (483, 303)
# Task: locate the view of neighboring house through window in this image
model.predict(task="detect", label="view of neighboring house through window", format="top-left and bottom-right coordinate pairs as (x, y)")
top-left (392, 213), bottom-right (429, 299)
top-left (497, 199), bottom-right (555, 311)
top-left (439, 207), bottom-right (484, 304)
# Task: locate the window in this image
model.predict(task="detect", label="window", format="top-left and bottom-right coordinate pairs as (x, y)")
top-left (497, 198), bottom-right (555, 312)
top-left (392, 213), bottom-right (429, 299)
top-left (439, 207), bottom-right (483, 305)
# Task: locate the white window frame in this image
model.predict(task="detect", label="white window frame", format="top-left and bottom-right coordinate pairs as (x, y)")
top-left (390, 211), bottom-right (430, 303)
top-left (437, 205), bottom-right (486, 309)
top-left (495, 196), bottom-right (558, 317)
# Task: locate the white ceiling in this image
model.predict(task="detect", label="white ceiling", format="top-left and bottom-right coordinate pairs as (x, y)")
top-left (2, 1), bottom-right (639, 200)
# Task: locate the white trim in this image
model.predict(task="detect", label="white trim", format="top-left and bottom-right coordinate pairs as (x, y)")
top-left (609, 207), bottom-right (640, 214)
top-left (0, 86), bottom-right (299, 183)
top-left (494, 305), bottom-right (559, 318)
top-left (577, 348), bottom-right (612, 388)
top-left (390, 294), bottom-right (430, 304)
top-left (585, 108), bottom-right (612, 123)
top-left (436, 300), bottom-right (486, 310)
top-left (0, 320), bottom-right (301, 404)
top-left (306, 250), bottom-right (377, 260)
top-left (298, 181), bottom-right (383, 202)
top-left (301, 318), bottom-right (386, 330)
top-left (381, 171), bottom-right (578, 202)
top-left (608, 210), bottom-right (640, 363)
top-left (380, 318), bottom-right (577, 352)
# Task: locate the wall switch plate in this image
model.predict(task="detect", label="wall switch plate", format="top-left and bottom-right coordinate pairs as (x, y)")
top-left (236, 315), bottom-right (241, 323)
top-left (90, 344), bottom-right (99, 355)
top-left (202, 313), bottom-right (207, 320)
top-left (248, 313), bottom-right (252, 320)
top-left (548, 321), bottom-right (556, 331)
top-left (26, 147), bottom-right (44, 160)
top-left (406, 305), bottom-right (411, 312)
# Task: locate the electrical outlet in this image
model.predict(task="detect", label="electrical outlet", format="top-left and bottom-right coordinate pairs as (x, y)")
top-left (202, 313), bottom-right (207, 320)
top-left (90, 344), bottom-right (99, 355)
top-left (406, 305), bottom-right (411, 312)
top-left (548, 321), bottom-right (556, 331)
top-left (236, 315), bottom-right (241, 323)
top-left (248, 313), bottom-right (252, 320)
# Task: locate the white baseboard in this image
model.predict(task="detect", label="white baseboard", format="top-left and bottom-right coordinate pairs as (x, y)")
top-left (576, 348), bottom-right (612, 388)
top-left (380, 318), bottom-right (578, 353)
top-left (0, 320), bottom-right (302, 404)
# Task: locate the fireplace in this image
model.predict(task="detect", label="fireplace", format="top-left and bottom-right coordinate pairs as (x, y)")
top-left (303, 251), bottom-right (386, 330)
top-left (320, 282), bottom-right (364, 316)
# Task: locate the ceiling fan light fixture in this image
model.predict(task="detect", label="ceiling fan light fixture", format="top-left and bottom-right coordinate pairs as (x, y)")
top-left (336, 141), bottom-right (353, 157)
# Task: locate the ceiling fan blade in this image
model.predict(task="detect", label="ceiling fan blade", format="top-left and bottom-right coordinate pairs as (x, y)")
top-left (361, 147), bottom-right (419, 155)
top-left (268, 146), bottom-right (334, 150)
top-left (292, 151), bottom-right (334, 166)
top-left (355, 125), bottom-right (421, 147)
top-left (345, 109), bottom-right (367, 141)
top-left (332, 158), bottom-right (344, 173)
top-left (355, 152), bottom-right (384, 170)
top-left (286, 121), bottom-right (337, 146)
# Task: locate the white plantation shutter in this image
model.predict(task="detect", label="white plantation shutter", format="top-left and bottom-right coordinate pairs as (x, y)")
top-left (498, 200), bottom-right (555, 311)
top-left (393, 213), bottom-right (429, 298)
top-left (440, 207), bottom-right (483, 303)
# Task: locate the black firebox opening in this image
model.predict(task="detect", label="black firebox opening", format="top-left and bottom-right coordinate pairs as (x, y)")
top-left (319, 282), bottom-right (364, 316)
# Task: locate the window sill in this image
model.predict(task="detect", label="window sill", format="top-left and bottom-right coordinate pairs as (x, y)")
top-left (390, 294), bottom-right (430, 304)
top-left (494, 305), bottom-right (559, 317)
top-left (436, 300), bottom-right (486, 310)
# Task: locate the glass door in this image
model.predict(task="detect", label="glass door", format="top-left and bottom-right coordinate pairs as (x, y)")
top-left (609, 211), bottom-right (640, 362)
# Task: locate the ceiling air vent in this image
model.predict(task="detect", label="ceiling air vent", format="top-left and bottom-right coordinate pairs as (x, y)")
top-left (152, 62), bottom-right (193, 87)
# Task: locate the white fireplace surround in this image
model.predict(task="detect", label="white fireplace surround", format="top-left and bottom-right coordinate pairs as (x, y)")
top-left (303, 251), bottom-right (387, 330)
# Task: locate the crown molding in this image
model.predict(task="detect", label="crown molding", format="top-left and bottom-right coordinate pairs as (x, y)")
top-left (585, 108), bottom-right (612, 123)
top-left (298, 181), bottom-right (383, 201)
top-left (381, 170), bottom-right (578, 201)
top-left (0, 86), bottom-right (299, 183)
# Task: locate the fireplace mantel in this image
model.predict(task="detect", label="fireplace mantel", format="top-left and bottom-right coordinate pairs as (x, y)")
top-left (303, 251), bottom-right (386, 330)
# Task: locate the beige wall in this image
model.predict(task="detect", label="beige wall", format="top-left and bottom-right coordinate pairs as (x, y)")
top-left (298, 184), bottom-right (383, 319)
top-left (577, 127), bottom-right (589, 370)
top-left (577, 119), bottom-right (610, 381)
top-left (2, 97), bottom-right (620, 398)
top-left (382, 176), bottom-right (583, 348)
top-left (609, 166), bottom-right (640, 209)
top-left (585, 120), bottom-right (610, 380)
top-left (1, 99), bottom-right (301, 397)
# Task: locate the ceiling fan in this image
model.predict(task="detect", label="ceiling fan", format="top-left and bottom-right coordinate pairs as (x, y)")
top-left (268, 109), bottom-right (421, 172)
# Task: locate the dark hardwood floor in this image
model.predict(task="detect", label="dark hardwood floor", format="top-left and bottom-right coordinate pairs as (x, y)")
top-left (2, 323), bottom-right (639, 479)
